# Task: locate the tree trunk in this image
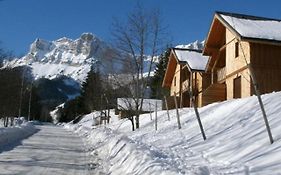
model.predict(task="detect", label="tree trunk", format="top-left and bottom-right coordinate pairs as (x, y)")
top-left (10, 117), bottom-right (14, 126)
top-left (3, 117), bottom-right (6, 127)
top-left (135, 114), bottom-right (140, 129)
top-left (4, 117), bottom-right (9, 127)
top-left (129, 117), bottom-right (135, 131)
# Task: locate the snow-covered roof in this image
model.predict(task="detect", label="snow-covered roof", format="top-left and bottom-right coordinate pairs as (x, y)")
top-left (117, 98), bottom-right (162, 112)
top-left (218, 12), bottom-right (281, 42)
top-left (173, 49), bottom-right (209, 71)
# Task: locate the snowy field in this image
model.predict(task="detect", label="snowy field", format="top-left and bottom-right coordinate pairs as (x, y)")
top-left (67, 91), bottom-right (281, 175)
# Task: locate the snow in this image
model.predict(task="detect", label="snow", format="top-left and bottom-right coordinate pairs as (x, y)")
top-left (3, 32), bottom-right (158, 85)
top-left (31, 62), bottom-right (91, 83)
top-left (0, 118), bottom-right (37, 149)
top-left (0, 125), bottom-right (92, 174)
top-left (117, 98), bottom-right (163, 111)
top-left (220, 13), bottom-right (281, 41)
top-left (50, 103), bottom-right (64, 124)
top-left (2, 33), bottom-right (102, 84)
top-left (78, 112), bottom-right (101, 127)
top-left (68, 91), bottom-right (281, 174)
top-left (175, 40), bottom-right (205, 50)
top-left (174, 49), bottom-right (209, 71)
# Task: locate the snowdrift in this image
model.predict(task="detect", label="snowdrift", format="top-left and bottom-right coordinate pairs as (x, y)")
top-left (68, 91), bottom-right (281, 174)
top-left (0, 121), bottom-right (38, 149)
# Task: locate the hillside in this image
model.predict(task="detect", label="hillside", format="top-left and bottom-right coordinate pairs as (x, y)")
top-left (67, 91), bottom-right (281, 174)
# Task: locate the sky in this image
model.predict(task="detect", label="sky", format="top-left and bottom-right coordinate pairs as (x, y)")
top-left (1, 0), bottom-right (281, 56)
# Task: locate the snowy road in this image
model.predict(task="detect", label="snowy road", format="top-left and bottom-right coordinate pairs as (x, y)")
top-left (0, 124), bottom-right (90, 175)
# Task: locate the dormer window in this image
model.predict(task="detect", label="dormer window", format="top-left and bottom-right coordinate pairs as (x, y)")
top-left (235, 42), bottom-right (239, 58)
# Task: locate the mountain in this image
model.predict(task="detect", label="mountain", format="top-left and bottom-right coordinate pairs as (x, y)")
top-left (175, 40), bottom-right (205, 50)
top-left (3, 33), bottom-right (118, 84)
top-left (1, 33), bottom-right (123, 114)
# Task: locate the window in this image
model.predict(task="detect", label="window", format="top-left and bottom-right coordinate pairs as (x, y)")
top-left (235, 42), bottom-right (239, 58)
top-left (233, 76), bottom-right (241, 98)
top-left (174, 77), bottom-right (176, 86)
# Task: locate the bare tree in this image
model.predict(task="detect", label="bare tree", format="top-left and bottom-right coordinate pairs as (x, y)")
top-left (112, 4), bottom-right (169, 129)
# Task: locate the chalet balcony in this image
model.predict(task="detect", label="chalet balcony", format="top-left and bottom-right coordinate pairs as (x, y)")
top-left (217, 67), bottom-right (226, 82)
top-left (181, 79), bottom-right (189, 92)
top-left (202, 83), bottom-right (226, 106)
top-left (181, 79), bottom-right (199, 93)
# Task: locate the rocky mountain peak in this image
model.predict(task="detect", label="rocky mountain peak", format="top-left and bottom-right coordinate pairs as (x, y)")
top-left (175, 40), bottom-right (205, 50)
top-left (26, 32), bottom-right (105, 65)
top-left (80, 33), bottom-right (94, 41)
top-left (3, 33), bottom-right (113, 83)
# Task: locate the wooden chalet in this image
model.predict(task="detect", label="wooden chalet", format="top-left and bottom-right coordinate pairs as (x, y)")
top-left (203, 11), bottom-right (281, 101)
top-left (162, 48), bottom-right (210, 108)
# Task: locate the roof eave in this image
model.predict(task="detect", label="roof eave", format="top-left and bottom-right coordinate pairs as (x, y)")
top-left (203, 13), bottom-right (217, 55)
top-left (215, 12), bottom-right (242, 41)
top-left (190, 68), bottom-right (206, 72)
top-left (162, 50), bottom-right (178, 88)
top-left (241, 36), bottom-right (281, 46)
top-left (173, 48), bottom-right (206, 73)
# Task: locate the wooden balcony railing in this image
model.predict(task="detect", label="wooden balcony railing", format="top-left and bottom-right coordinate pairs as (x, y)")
top-left (181, 79), bottom-right (189, 92)
top-left (181, 79), bottom-right (199, 93)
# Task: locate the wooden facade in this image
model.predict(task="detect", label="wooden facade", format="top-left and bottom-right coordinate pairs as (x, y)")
top-left (203, 11), bottom-right (281, 102)
top-left (162, 48), bottom-right (211, 108)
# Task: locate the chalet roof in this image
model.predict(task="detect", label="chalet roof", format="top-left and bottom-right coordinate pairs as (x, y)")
top-left (162, 47), bottom-right (208, 88)
top-left (117, 98), bottom-right (162, 112)
top-left (217, 11), bottom-right (281, 43)
top-left (173, 48), bottom-right (209, 71)
top-left (203, 11), bottom-right (281, 71)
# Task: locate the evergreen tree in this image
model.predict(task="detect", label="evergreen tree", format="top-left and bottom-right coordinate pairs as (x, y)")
top-left (60, 66), bottom-right (104, 122)
top-left (60, 96), bottom-right (82, 122)
top-left (80, 66), bottom-right (103, 113)
top-left (150, 48), bottom-right (170, 99)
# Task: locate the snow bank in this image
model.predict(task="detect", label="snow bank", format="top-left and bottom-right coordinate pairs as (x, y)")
top-left (67, 91), bottom-right (281, 174)
top-left (0, 120), bottom-right (37, 149)
top-left (65, 123), bottom-right (180, 175)
top-left (112, 92), bottom-right (281, 174)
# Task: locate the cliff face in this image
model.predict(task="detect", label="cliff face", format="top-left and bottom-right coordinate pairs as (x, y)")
top-left (4, 33), bottom-right (115, 83)
top-left (27, 33), bottom-right (104, 65)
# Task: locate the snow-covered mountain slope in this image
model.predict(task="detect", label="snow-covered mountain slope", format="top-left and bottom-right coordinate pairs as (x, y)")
top-left (69, 91), bottom-right (281, 174)
top-left (3, 33), bottom-right (115, 83)
top-left (4, 33), bottom-right (159, 84)
top-left (175, 40), bottom-right (205, 50)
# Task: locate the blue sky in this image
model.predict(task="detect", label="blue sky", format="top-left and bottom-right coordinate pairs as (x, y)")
top-left (1, 0), bottom-right (281, 56)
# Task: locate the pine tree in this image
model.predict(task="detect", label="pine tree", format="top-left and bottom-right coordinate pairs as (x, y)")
top-left (80, 66), bottom-right (103, 113)
top-left (150, 48), bottom-right (170, 99)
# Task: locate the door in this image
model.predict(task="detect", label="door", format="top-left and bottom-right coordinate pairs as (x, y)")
top-left (233, 76), bottom-right (241, 98)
